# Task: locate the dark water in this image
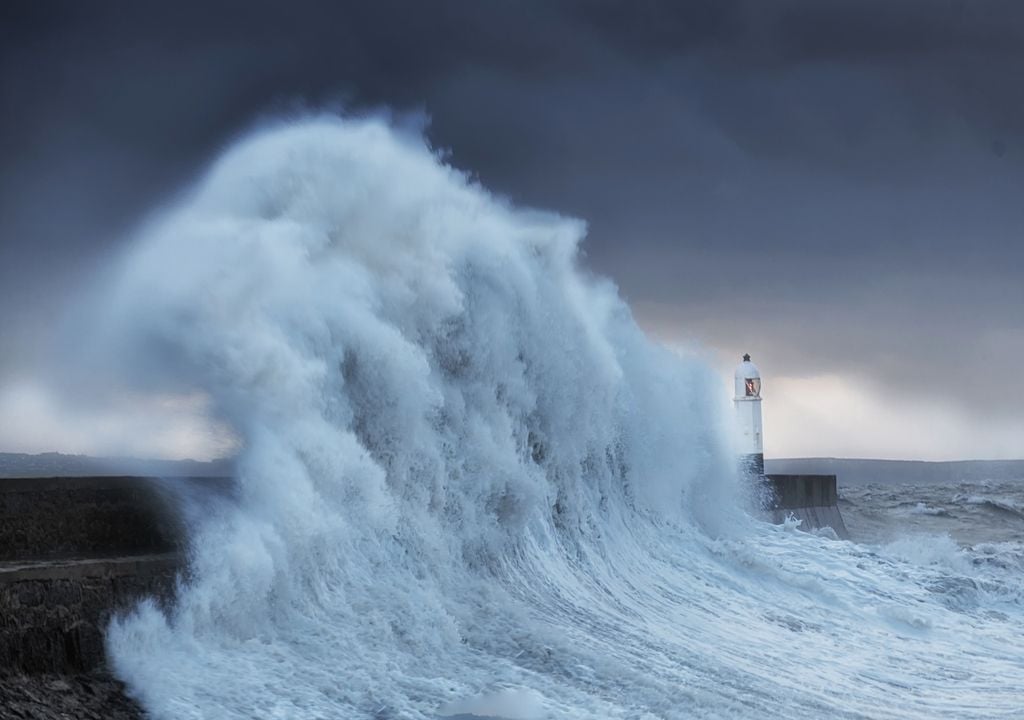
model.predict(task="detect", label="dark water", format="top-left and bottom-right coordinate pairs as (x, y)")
top-left (840, 479), bottom-right (1024, 576)
top-left (841, 480), bottom-right (1024, 545)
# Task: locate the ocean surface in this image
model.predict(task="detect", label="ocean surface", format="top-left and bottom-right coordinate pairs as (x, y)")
top-left (36, 116), bottom-right (1022, 718)
top-left (841, 479), bottom-right (1024, 570)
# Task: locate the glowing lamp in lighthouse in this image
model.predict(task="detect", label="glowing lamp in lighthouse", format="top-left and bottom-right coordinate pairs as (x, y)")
top-left (734, 353), bottom-right (764, 476)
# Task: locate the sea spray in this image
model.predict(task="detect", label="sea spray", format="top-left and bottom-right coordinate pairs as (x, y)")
top-left (98, 117), bottom-right (1024, 719)
top-left (100, 116), bottom-right (735, 718)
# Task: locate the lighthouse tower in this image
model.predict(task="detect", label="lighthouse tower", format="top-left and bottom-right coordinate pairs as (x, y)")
top-left (734, 353), bottom-right (764, 476)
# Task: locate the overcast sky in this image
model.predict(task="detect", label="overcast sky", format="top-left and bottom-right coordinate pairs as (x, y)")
top-left (1, 1), bottom-right (1022, 460)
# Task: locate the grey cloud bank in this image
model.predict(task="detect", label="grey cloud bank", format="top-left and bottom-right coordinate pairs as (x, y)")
top-left (1, 0), bottom-right (1022, 458)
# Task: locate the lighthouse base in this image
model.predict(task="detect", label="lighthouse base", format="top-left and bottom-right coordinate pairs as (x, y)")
top-left (760, 474), bottom-right (849, 539)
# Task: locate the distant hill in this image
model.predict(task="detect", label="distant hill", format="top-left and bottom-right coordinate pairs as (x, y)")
top-left (0, 452), bottom-right (233, 478)
top-left (765, 457), bottom-right (1024, 485)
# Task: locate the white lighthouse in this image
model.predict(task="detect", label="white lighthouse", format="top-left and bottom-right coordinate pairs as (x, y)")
top-left (734, 353), bottom-right (764, 476)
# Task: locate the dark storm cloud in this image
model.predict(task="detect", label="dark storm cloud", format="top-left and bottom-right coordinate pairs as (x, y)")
top-left (1, 1), bottom-right (1023, 428)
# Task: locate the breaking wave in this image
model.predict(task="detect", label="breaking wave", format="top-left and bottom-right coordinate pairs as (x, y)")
top-left (956, 494), bottom-right (1024, 520)
top-left (907, 502), bottom-right (950, 517)
top-left (98, 117), bottom-right (1024, 719)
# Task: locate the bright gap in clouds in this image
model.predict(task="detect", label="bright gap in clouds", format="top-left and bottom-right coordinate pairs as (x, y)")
top-left (0, 380), bottom-right (237, 461)
top-left (4, 364), bottom-right (1020, 463)
top-left (641, 308), bottom-right (1023, 462)
top-left (763, 373), bottom-right (1024, 461)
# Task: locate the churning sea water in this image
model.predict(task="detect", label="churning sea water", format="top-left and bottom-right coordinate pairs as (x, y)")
top-left (88, 117), bottom-right (1023, 719)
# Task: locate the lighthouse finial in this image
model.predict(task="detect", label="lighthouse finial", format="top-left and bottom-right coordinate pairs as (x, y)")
top-left (743, 353), bottom-right (751, 362)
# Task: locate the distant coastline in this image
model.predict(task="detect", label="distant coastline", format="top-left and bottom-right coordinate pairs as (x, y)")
top-left (0, 452), bottom-right (233, 479)
top-left (766, 457), bottom-right (1024, 485)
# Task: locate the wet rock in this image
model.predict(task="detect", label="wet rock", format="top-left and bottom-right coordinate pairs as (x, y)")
top-left (0, 671), bottom-right (143, 720)
top-left (1, 556), bottom-right (178, 673)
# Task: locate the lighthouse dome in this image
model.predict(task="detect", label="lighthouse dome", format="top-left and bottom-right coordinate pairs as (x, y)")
top-left (734, 353), bottom-right (761, 399)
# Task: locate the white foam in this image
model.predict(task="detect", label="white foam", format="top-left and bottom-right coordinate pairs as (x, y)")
top-left (439, 688), bottom-right (547, 719)
top-left (908, 502), bottom-right (949, 516)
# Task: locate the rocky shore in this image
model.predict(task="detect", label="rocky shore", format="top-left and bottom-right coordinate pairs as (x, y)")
top-left (0, 671), bottom-right (143, 719)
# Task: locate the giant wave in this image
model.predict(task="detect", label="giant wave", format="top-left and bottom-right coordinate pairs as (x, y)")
top-left (97, 117), bottom-right (1023, 719)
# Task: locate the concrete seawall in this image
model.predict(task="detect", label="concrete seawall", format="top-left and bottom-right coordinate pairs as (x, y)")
top-left (763, 474), bottom-right (849, 539)
top-left (0, 477), bottom-right (185, 561)
top-left (0, 477), bottom-right (229, 675)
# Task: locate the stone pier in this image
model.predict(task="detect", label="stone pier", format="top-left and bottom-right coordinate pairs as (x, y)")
top-left (0, 477), bottom-right (228, 675)
top-left (762, 474), bottom-right (849, 539)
